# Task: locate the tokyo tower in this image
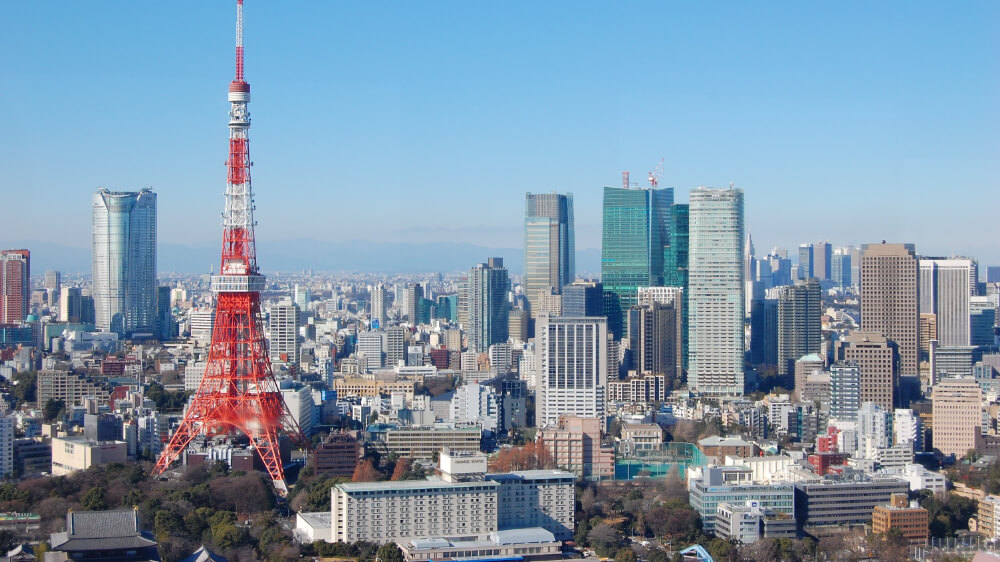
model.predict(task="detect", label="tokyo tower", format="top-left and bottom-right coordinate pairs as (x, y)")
top-left (154, 0), bottom-right (306, 493)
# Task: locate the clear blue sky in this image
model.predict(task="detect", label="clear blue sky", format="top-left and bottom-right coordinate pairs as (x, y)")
top-left (2, 1), bottom-right (998, 267)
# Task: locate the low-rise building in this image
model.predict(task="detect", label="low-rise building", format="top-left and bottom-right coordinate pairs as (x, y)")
top-left (688, 466), bottom-right (795, 534)
top-left (715, 501), bottom-right (797, 544)
top-left (607, 373), bottom-right (668, 403)
top-left (294, 512), bottom-right (332, 543)
top-left (879, 463), bottom-right (946, 495)
top-left (794, 475), bottom-right (910, 531)
top-left (333, 376), bottom-right (416, 399)
top-left (698, 436), bottom-right (759, 459)
top-left (311, 432), bottom-right (361, 477)
top-left (376, 425), bottom-right (482, 460)
top-left (399, 528), bottom-right (562, 562)
top-left (978, 495), bottom-right (1000, 539)
top-left (50, 436), bottom-right (127, 476)
top-left (872, 493), bottom-right (928, 545)
top-left (620, 423), bottom-right (664, 456)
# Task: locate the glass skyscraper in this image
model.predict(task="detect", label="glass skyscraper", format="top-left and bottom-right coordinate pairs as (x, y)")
top-left (688, 186), bottom-right (745, 396)
top-left (663, 203), bottom-right (689, 368)
top-left (92, 188), bottom-right (157, 337)
top-left (523, 193), bottom-right (575, 318)
top-left (600, 186), bottom-right (673, 337)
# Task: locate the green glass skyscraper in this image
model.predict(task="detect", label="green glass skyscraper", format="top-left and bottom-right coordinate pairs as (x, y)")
top-left (664, 203), bottom-right (689, 368)
top-left (601, 186), bottom-right (673, 337)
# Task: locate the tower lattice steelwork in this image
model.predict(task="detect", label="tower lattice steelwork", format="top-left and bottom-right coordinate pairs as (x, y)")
top-left (154, 0), bottom-right (305, 493)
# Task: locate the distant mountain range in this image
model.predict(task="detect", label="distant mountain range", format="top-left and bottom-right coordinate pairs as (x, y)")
top-left (7, 239), bottom-right (602, 277)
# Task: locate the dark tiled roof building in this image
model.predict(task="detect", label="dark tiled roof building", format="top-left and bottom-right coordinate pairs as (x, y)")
top-left (49, 508), bottom-right (159, 561)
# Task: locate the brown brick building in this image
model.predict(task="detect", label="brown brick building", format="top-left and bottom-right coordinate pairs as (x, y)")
top-left (872, 493), bottom-right (929, 545)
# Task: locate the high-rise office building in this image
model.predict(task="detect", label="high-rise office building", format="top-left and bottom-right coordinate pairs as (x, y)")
top-left (919, 258), bottom-right (977, 347)
top-left (562, 281), bottom-right (604, 317)
top-left (356, 331), bottom-right (385, 371)
top-left (749, 298), bottom-right (778, 367)
top-left (814, 242), bottom-right (832, 281)
top-left (294, 284), bottom-right (310, 315)
top-left (405, 283), bottom-right (423, 324)
top-left (688, 187), bottom-right (745, 396)
top-left (988, 266), bottom-right (1000, 284)
top-left (627, 301), bottom-right (681, 381)
top-left (466, 258), bottom-right (511, 352)
top-left (44, 270), bottom-right (60, 308)
top-left (931, 376), bottom-right (983, 458)
top-left (831, 250), bottom-right (852, 288)
top-left (776, 279), bottom-right (822, 377)
top-left (860, 243), bottom-right (919, 376)
top-left (834, 331), bottom-right (897, 410)
top-left (60, 287), bottom-right (82, 323)
top-left (664, 204), bottom-right (690, 368)
top-left (268, 303), bottom-right (300, 364)
top-left (370, 284), bottom-right (387, 328)
top-left (601, 185), bottom-right (673, 336)
top-left (0, 250), bottom-right (30, 324)
top-left (156, 285), bottom-right (172, 341)
top-left (536, 314), bottom-right (608, 428)
top-left (798, 244), bottom-right (813, 281)
top-left (663, 204), bottom-right (689, 288)
top-left (92, 188), bottom-right (157, 337)
top-left (524, 193), bottom-right (575, 319)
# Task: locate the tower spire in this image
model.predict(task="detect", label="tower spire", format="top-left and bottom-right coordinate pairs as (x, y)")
top-left (235, 0), bottom-right (244, 82)
top-left (154, 0), bottom-right (306, 494)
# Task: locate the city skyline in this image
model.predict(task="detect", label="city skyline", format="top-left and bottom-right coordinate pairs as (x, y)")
top-left (2, 2), bottom-right (998, 273)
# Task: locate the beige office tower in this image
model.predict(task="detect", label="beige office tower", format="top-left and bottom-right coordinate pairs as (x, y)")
top-left (931, 376), bottom-right (983, 458)
top-left (860, 243), bottom-right (919, 376)
top-left (919, 313), bottom-right (937, 382)
top-left (834, 331), bottom-right (897, 410)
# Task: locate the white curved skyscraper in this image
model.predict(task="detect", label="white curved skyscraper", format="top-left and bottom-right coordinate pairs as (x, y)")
top-left (92, 188), bottom-right (157, 337)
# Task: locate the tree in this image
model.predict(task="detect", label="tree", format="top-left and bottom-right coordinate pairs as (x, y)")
top-left (587, 524), bottom-right (620, 557)
top-left (614, 548), bottom-right (637, 562)
top-left (154, 510), bottom-right (185, 541)
top-left (391, 458), bottom-right (411, 481)
top-left (376, 542), bottom-right (404, 562)
top-left (488, 441), bottom-right (555, 472)
top-left (81, 487), bottom-right (107, 511)
top-left (42, 399), bottom-right (65, 422)
top-left (580, 486), bottom-right (597, 515)
top-left (352, 459), bottom-right (379, 482)
top-left (646, 548), bottom-right (669, 562)
top-left (964, 449), bottom-right (982, 465)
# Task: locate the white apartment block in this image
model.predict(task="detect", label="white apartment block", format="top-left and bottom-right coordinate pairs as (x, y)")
top-left (486, 470), bottom-right (576, 540)
top-left (451, 383), bottom-right (500, 433)
top-left (637, 286), bottom-right (683, 307)
top-left (269, 303), bottom-right (301, 364)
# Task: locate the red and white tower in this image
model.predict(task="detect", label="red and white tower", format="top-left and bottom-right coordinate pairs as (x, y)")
top-left (154, 0), bottom-right (305, 493)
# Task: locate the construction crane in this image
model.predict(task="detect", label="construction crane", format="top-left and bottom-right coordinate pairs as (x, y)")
top-left (648, 158), bottom-right (664, 188)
